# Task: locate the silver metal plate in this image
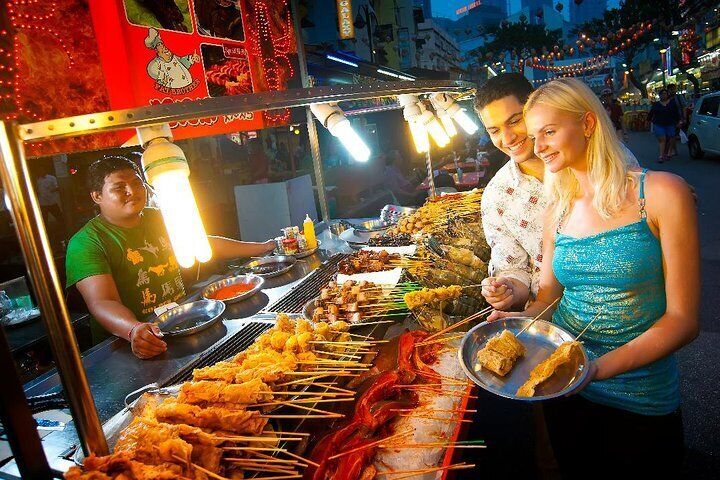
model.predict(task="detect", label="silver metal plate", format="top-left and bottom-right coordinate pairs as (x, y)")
top-left (338, 227), bottom-right (383, 248)
top-left (154, 300), bottom-right (226, 337)
top-left (294, 240), bottom-right (322, 259)
top-left (458, 317), bottom-right (589, 401)
top-left (243, 255), bottom-right (297, 278)
top-left (202, 275), bottom-right (265, 304)
top-left (351, 219), bottom-right (392, 233)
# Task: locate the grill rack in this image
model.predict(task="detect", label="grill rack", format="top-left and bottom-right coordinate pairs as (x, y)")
top-left (161, 320), bottom-right (273, 387)
top-left (262, 253), bottom-right (350, 314)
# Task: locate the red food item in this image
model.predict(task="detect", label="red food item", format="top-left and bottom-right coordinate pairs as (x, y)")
top-left (210, 283), bottom-right (255, 300)
top-left (332, 438), bottom-right (377, 480)
top-left (353, 371), bottom-right (401, 429)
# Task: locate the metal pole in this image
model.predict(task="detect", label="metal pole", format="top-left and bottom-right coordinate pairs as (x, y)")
top-left (291, 0), bottom-right (331, 222)
top-left (0, 121), bottom-right (108, 457)
top-left (0, 327), bottom-right (54, 479)
top-left (425, 149), bottom-right (436, 199)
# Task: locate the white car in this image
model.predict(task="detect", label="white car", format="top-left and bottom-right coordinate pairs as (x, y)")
top-left (687, 92), bottom-right (720, 158)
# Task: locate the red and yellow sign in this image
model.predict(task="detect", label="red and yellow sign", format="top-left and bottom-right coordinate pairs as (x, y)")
top-left (1, 0), bottom-right (300, 156)
top-left (337, 0), bottom-right (355, 40)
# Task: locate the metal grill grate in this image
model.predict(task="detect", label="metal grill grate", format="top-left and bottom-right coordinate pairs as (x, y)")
top-left (263, 253), bottom-right (350, 313)
top-left (161, 321), bottom-right (273, 386)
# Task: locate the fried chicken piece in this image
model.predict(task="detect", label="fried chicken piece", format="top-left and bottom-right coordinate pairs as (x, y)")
top-left (476, 330), bottom-right (526, 377)
top-left (516, 341), bottom-right (583, 397)
top-left (276, 313), bottom-right (295, 333)
top-left (64, 451), bottom-right (190, 480)
top-left (155, 398), bottom-right (268, 435)
top-left (114, 417), bottom-right (195, 466)
top-left (179, 378), bottom-right (273, 405)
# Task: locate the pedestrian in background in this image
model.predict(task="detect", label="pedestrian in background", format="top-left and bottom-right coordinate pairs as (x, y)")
top-left (666, 84), bottom-right (686, 157)
top-left (648, 88), bottom-right (680, 163)
top-left (601, 88), bottom-right (627, 142)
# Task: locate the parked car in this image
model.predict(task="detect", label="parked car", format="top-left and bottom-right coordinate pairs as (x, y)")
top-left (687, 92), bottom-right (720, 158)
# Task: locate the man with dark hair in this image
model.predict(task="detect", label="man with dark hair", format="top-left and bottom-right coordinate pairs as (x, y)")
top-left (66, 156), bottom-right (275, 359)
top-left (474, 73), bottom-right (545, 312)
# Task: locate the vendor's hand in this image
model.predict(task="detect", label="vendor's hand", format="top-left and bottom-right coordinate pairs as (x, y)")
top-left (130, 323), bottom-right (166, 359)
top-left (263, 239), bottom-right (277, 254)
top-left (565, 361), bottom-right (597, 396)
top-left (481, 277), bottom-right (516, 311)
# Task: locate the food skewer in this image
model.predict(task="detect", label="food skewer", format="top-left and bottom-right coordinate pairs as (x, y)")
top-left (517, 298), bottom-right (561, 336)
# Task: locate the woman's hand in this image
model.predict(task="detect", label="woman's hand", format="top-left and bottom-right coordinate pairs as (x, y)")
top-left (565, 361), bottom-right (597, 396)
top-left (487, 309), bottom-right (522, 322)
top-left (481, 277), bottom-right (516, 310)
top-left (130, 323), bottom-right (167, 359)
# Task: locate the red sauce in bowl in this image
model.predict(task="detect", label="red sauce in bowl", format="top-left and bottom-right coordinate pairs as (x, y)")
top-left (211, 283), bottom-right (255, 300)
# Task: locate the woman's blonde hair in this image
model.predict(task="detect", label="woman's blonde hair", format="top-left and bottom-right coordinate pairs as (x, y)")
top-left (523, 78), bottom-right (632, 224)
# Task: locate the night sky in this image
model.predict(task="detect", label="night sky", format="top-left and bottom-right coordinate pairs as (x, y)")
top-left (433, 0), bottom-right (621, 20)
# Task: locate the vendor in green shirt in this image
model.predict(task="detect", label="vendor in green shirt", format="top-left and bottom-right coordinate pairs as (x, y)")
top-left (66, 156), bottom-right (275, 359)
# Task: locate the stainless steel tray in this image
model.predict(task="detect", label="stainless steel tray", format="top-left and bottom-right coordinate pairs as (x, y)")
top-left (294, 240), bottom-right (322, 259)
top-left (352, 219), bottom-right (392, 233)
top-left (338, 227), bottom-right (384, 249)
top-left (242, 255), bottom-right (297, 278)
top-left (202, 274), bottom-right (264, 304)
top-left (458, 317), bottom-right (589, 401)
top-left (154, 300), bottom-right (226, 337)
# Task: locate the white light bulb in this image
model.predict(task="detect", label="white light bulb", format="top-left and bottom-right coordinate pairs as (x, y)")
top-left (440, 115), bottom-right (458, 138)
top-left (452, 109), bottom-right (479, 135)
top-left (424, 114), bottom-right (450, 148)
top-left (331, 119), bottom-right (371, 162)
top-left (152, 170), bottom-right (212, 268)
top-left (409, 120), bottom-right (429, 153)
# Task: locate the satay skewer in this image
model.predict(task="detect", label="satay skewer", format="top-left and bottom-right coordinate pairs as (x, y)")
top-left (517, 298), bottom-right (561, 336)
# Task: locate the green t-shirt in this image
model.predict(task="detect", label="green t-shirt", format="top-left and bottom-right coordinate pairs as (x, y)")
top-left (66, 208), bottom-right (185, 339)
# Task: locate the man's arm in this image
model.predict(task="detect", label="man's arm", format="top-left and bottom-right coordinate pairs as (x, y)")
top-left (480, 189), bottom-right (533, 310)
top-left (208, 236), bottom-right (276, 260)
top-left (76, 274), bottom-right (166, 358)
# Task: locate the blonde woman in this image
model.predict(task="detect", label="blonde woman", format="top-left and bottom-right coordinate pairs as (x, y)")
top-left (490, 78), bottom-right (699, 477)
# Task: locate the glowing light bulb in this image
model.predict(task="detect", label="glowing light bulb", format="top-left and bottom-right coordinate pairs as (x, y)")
top-left (138, 125), bottom-right (212, 268)
top-left (330, 118), bottom-right (371, 162)
top-left (439, 114), bottom-right (458, 138)
top-left (421, 110), bottom-right (450, 148)
top-left (409, 120), bottom-right (430, 153)
top-left (310, 103), bottom-right (372, 163)
top-left (152, 170), bottom-right (212, 268)
top-left (452, 109), bottom-right (479, 135)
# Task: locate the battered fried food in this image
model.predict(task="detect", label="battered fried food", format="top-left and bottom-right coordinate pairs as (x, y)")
top-left (64, 451), bottom-right (190, 480)
top-left (476, 330), bottom-right (526, 376)
top-left (404, 286), bottom-right (462, 309)
top-left (179, 378), bottom-right (274, 405)
top-left (155, 398), bottom-right (268, 435)
top-left (516, 341), bottom-right (583, 397)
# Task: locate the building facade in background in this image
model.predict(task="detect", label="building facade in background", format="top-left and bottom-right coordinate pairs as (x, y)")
top-left (569, 0), bottom-right (607, 26)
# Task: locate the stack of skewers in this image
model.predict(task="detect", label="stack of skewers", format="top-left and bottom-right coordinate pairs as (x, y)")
top-left (310, 280), bottom-right (414, 326)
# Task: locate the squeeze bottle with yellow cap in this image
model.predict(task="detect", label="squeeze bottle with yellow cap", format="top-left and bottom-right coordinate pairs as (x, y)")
top-left (303, 214), bottom-right (317, 249)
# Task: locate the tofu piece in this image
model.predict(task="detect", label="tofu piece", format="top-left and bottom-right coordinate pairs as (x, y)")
top-left (476, 349), bottom-right (514, 376)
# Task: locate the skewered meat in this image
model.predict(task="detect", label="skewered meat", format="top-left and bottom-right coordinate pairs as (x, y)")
top-left (337, 250), bottom-right (400, 275)
top-left (154, 398), bottom-right (268, 435)
top-left (179, 378), bottom-right (274, 405)
top-left (65, 451), bottom-right (189, 480)
top-left (404, 286), bottom-right (463, 309)
top-left (516, 341), bottom-right (583, 397)
top-left (476, 330), bottom-right (526, 377)
top-left (443, 245), bottom-right (484, 270)
top-left (367, 233), bottom-right (412, 246)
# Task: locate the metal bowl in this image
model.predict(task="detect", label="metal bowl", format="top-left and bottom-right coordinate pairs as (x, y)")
top-left (458, 317), bottom-right (589, 401)
top-left (294, 240), bottom-right (322, 259)
top-left (202, 274), bottom-right (264, 304)
top-left (154, 299), bottom-right (226, 337)
top-left (243, 255), bottom-right (297, 278)
top-left (352, 219), bottom-right (393, 233)
top-left (338, 228), bottom-right (384, 249)
top-left (380, 204), bottom-right (417, 223)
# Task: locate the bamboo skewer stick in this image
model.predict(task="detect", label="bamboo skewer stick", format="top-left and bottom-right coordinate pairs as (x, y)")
top-left (282, 450), bottom-right (320, 468)
top-left (327, 431), bottom-right (412, 461)
top-left (172, 455), bottom-right (229, 480)
top-left (261, 413), bottom-right (343, 419)
top-left (399, 415), bottom-right (473, 423)
top-left (377, 463), bottom-right (475, 479)
top-left (226, 458), bottom-right (301, 465)
top-left (414, 333), bottom-right (466, 346)
top-left (223, 447), bottom-right (289, 452)
top-left (313, 349), bottom-right (362, 359)
top-left (390, 408), bottom-right (477, 413)
top-left (517, 298), bottom-right (561, 336)
top-left (242, 474), bottom-right (302, 480)
top-left (255, 397), bottom-right (356, 407)
top-left (423, 306), bottom-right (493, 342)
top-left (574, 308), bottom-right (604, 341)
top-left (276, 374), bottom-right (329, 386)
top-left (274, 400), bottom-right (344, 416)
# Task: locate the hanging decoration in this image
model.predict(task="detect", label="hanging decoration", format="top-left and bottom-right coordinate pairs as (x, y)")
top-left (0, 0), bottom-right (74, 122)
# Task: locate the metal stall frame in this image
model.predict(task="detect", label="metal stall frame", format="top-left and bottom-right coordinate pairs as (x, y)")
top-left (0, 79), bottom-right (474, 469)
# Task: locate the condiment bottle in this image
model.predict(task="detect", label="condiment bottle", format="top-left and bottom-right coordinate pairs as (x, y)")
top-left (303, 214), bottom-right (317, 249)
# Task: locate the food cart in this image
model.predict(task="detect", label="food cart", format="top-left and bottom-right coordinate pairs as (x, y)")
top-left (0, 56), bottom-right (480, 479)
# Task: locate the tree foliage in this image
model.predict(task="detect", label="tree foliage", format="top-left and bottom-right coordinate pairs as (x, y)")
top-left (471, 20), bottom-right (562, 68)
top-left (575, 0), bottom-right (715, 96)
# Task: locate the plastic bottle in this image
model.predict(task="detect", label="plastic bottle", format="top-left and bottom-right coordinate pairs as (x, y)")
top-left (303, 214), bottom-right (317, 249)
